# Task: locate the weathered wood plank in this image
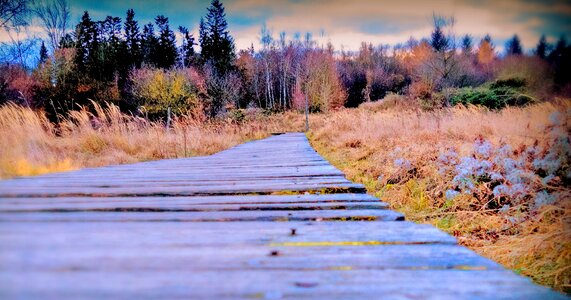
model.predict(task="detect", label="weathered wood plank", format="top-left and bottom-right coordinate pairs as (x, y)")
top-left (0, 221), bottom-right (456, 245)
top-left (0, 209), bottom-right (404, 222)
top-left (0, 183), bottom-right (367, 198)
top-left (0, 242), bottom-right (502, 270)
top-left (0, 270), bottom-right (564, 300)
top-left (0, 193), bottom-right (380, 205)
top-left (0, 201), bottom-right (388, 212)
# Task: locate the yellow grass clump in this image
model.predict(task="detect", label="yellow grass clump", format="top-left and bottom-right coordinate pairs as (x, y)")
top-left (0, 102), bottom-right (304, 179)
top-left (307, 97), bottom-right (571, 292)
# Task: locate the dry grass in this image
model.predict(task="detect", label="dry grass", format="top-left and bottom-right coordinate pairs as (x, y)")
top-left (307, 98), bottom-right (571, 292)
top-left (0, 103), bottom-right (304, 179)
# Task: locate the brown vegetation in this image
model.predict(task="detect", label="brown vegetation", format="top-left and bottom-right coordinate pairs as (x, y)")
top-left (0, 102), bottom-right (304, 178)
top-left (307, 97), bottom-right (571, 292)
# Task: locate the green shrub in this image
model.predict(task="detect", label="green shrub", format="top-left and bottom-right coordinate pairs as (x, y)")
top-left (448, 78), bottom-right (534, 109)
top-left (130, 67), bottom-right (204, 120)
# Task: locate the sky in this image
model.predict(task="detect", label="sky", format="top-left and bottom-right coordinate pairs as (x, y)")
top-left (66, 0), bottom-right (571, 52)
top-left (3, 0), bottom-right (571, 53)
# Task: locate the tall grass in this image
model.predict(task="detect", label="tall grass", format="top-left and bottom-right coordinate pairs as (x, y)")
top-left (0, 103), bottom-right (304, 178)
top-left (308, 97), bottom-right (570, 292)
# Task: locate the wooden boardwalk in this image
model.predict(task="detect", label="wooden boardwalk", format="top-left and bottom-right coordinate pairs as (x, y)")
top-left (0, 133), bottom-right (565, 299)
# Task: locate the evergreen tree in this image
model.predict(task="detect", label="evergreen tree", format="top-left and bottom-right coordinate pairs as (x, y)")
top-left (548, 36), bottom-right (566, 62)
top-left (154, 15), bottom-right (177, 69)
top-left (548, 36), bottom-right (570, 89)
top-left (200, 0), bottom-right (235, 73)
top-left (59, 33), bottom-right (74, 48)
top-left (505, 34), bottom-right (522, 56)
top-left (39, 41), bottom-right (48, 64)
top-left (99, 16), bottom-right (123, 81)
top-left (199, 17), bottom-right (209, 57)
top-left (535, 35), bottom-right (548, 59)
top-left (141, 23), bottom-right (157, 66)
top-left (430, 23), bottom-right (448, 52)
top-left (124, 9), bottom-right (142, 69)
top-left (461, 34), bottom-right (473, 55)
top-left (74, 11), bottom-right (96, 73)
top-left (179, 26), bottom-right (196, 67)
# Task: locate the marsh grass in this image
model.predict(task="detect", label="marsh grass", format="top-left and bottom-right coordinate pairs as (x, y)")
top-left (0, 102), bottom-right (304, 178)
top-left (307, 98), bottom-right (570, 292)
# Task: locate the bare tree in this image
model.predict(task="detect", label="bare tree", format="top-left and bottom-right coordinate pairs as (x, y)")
top-left (0, 0), bottom-right (37, 67)
top-left (0, 25), bottom-right (38, 67)
top-left (0, 0), bottom-right (33, 28)
top-left (34, 0), bottom-right (69, 51)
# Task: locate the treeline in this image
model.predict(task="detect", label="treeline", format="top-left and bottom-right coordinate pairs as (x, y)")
top-left (1, 1), bottom-right (571, 122)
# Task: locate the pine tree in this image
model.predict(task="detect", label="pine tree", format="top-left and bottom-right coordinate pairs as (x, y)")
top-left (179, 26), bottom-right (196, 67)
top-left (39, 41), bottom-right (48, 64)
top-left (461, 34), bottom-right (473, 55)
top-left (535, 35), bottom-right (548, 59)
top-left (430, 23), bottom-right (448, 53)
top-left (505, 35), bottom-right (522, 56)
top-left (74, 11), bottom-right (96, 73)
top-left (200, 0), bottom-right (235, 74)
top-left (141, 23), bottom-right (157, 66)
top-left (99, 16), bottom-right (123, 81)
top-left (124, 9), bottom-right (142, 69)
top-left (59, 33), bottom-right (74, 48)
top-left (154, 15), bottom-right (177, 69)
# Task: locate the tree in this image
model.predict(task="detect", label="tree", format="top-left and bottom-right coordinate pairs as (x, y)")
top-left (124, 9), bottom-right (141, 69)
top-left (461, 34), bottom-right (473, 55)
top-left (200, 0), bottom-right (235, 74)
top-left (98, 15), bottom-right (123, 82)
top-left (73, 11), bottom-right (96, 73)
top-left (34, 0), bottom-right (70, 52)
top-left (430, 22), bottom-right (448, 53)
top-left (0, 0), bottom-right (36, 68)
top-left (154, 15), bottom-right (177, 69)
top-left (477, 34), bottom-right (495, 65)
top-left (39, 41), bottom-right (48, 63)
top-left (505, 34), bottom-right (522, 56)
top-left (0, 0), bottom-right (32, 28)
top-left (179, 26), bottom-right (195, 67)
top-left (535, 34), bottom-right (548, 59)
top-left (141, 22), bottom-right (157, 66)
top-left (427, 15), bottom-right (459, 89)
top-left (58, 32), bottom-right (73, 48)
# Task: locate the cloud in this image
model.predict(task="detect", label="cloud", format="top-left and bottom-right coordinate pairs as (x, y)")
top-left (5, 0), bottom-right (570, 54)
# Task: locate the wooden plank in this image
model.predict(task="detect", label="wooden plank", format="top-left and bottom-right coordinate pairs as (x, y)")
top-left (0, 243), bottom-right (505, 272)
top-left (0, 270), bottom-right (564, 299)
top-left (0, 193), bottom-right (380, 205)
top-left (0, 221), bottom-right (456, 245)
top-left (0, 183), bottom-right (367, 198)
top-left (1, 177), bottom-right (354, 189)
top-left (0, 201), bottom-right (388, 212)
top-left (0, 209), bottom-right (404, 222)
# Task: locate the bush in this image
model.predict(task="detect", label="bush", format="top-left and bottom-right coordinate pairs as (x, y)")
top-left (448, 78), bottom-right (534, 109)
top-left (130, 67), bottom-right (205, 120)
top-left (359, 93), bottom-right (415, 112)
top-left (495, 56), bottom-right (553, 100)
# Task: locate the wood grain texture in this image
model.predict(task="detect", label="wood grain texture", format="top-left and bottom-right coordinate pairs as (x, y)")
top-left (0, 133), bottom-right (564, 299)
